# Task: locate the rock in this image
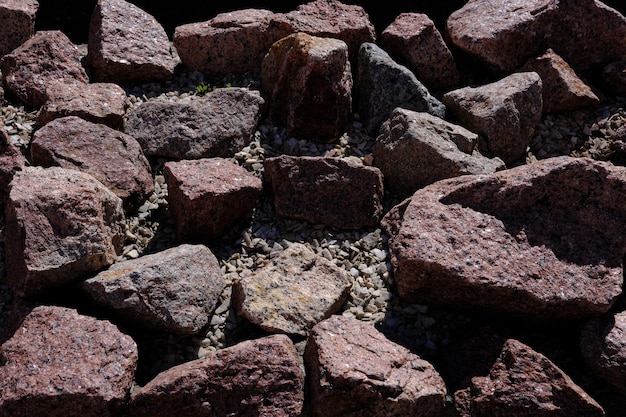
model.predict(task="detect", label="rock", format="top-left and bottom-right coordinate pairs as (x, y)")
top-left (0, 126), bottom-right (27, 205)
top-left (5, 166), bottom-right (125, 297)
top-left (270, 0), bottom-right (376, 64)
top-left (87, 0), bottom-right (176, 83)
top-left (382, 156), bottom-right (626, 319)
top-left (36, 80), bottom-right (128, 128)
top-left (602, 59), bottom-right (626, 96)
top-left (130, 335), bottom-right (304, 417)
top-left (457, 339), bottom-right (604, 417)
top-left (520, 49), bottom-right (600, 113)
top-left (446, 0), bottom-right (626, 74)
top-left (0, 0), bottom-right (38, 57)
top-left (580, 311), bottom-right (626, 394)
top-left (305, 315), bottom-right (448, 417)
top-left (0, 305), bottom-right (137, 417)
top-left (164, 157), bottom-right (262, 242)
top-left (264, 155), bottom-right (384, 229)
top-left (124, 87), bottom-right (264, 159)
top-left (0, 30), bottom-right (89, 106)
top-left (82, 244), bottom-right (226, 335)
top-left (30, 116), bottom-right (154, 212)
top-left (232, 243), bottom-right (352, 336)
top-left (380, 12), bottom-right (460, 91)
top-left (174, 9), bottom-right (275, 76)
top-left (443, 72), bottom-right (542, 165)
top-left (373, 108), bottom-right (505, 196)
top-left (261, 32), bottom-right (352, 143)
top-left (355, 42), bottom-right (445, 135)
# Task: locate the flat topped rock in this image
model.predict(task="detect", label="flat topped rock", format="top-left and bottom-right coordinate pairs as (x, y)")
top-left (0, 0), bottom-right (38, 57)
top-left (383, 156), bottom-right (626, 319)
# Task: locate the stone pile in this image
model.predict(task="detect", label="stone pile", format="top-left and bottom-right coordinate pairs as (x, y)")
top-left (1, 0), bottom-right (626, 416)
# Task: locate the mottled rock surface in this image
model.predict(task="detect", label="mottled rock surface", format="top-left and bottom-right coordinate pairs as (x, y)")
top-left (456, 339), bottom-right (604, 417)
top-left (36, 80), bottom-right (128, 128)
top-left (5, 166), bottom-right (125, 297)
top-left (0, 126), bottom-right (26, 204)
top-left (373, 108), bottom-right (505, 196)
top-left (381, 12), bottom-right (459, 90)
top-left (124, 88), bottom-right (264, 159)
top-left (305, 315), bottom-right (448, 417)
top-left (355, 42), bottom-right (445, 135)
top-left (0, 305), bottom-right (137, 417)
top-left (174, 9), bottom-right (275, 76)
top-left (265, 155), bottom-right (384, 229)
top-left (30, 116), bottom-right (153, 211)
top-left (382, 157), bottom-right (626, 319)
top-left (0, 0), bottom-right (38, 57)
top-left (87, 0), bottom-right (176, 83)
top-left (443, 72), bottom-right (542, 165)
top-left (164, 158), bottom-right (262, 242)
top-left (130, 335), bottom-right (304, 417)
top-left (233, 243), bottom-right (351, 336)
top-left (0, 30), bottom-right (89, 106)
top-left (262, 32), bottom-right (352, 143)
top-left (82, 244), bottom-right (226, 334)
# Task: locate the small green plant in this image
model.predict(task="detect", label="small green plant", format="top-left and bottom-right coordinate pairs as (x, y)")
top-left (195, 82), bottom-right (214, 96)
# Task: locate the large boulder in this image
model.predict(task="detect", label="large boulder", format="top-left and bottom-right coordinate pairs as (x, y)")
top-left (382, 157), bottom-right (626, 319)
top-left (262, 32), bottom-right (352, 143)
top-left (130, 335), bottom-right (305, 417)
top-left (0, 0), bottom-right (38, 57)
top-left (6, 166), bottom-right (125, 297)
top-left (0, 305), bottom-right (137, 417)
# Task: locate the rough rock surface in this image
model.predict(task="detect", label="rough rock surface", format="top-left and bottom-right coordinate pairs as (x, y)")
top-left (355, 42), bottom-right (445, 135)
top-left (0, 126), bottom-right (27, 204)
top-left (30, 116), bottom-right (153, 211)
top-left (443, 72), bottom-right (543, 165)
top-left (373, 108), bottom-right (505, 196)
top-left (264, 155), bottom-right (384, 229)
top-left (36, 80), bottom-right (128, 128)
top-left (0, 0), bottom-right (38, 57)
top-left (0, 305), bottom-right (137, 417)
top-left (520, 49), bottom-right (600, 113)
top-left (602, 59), bottom-right (626, 96)
top-left (232, 243), bottom-right (352, 336)
top-left (0, 30), bottom-right (89, 106)
top-left (305, 315), bottom-right (448, 417)
top-left (270, 0), bottom-right (376, 64)
top-left (5, 166), bottom-right (125, 297)
top-left (581, 311), bottom-right (626, 394)
top-left (82, 244), bottom-right (226, 335)
top-left (261, 32), bottom-right (352, 143)
top-left (381, 12), bottom-right (459, 91)
top-left (130, 335), bottom-right (304, 417)
top-left (87, 0), bottom-right (176, 83)
top-left (124, 88), bottom-right (265, 159)
top-left (164, 158), bottom-right (262, 242)
top-left (174, 9), bottom-right (276, 76)
top-left (456, 339), bottom-right (604, 417)
top-left (382, 156), bottom-right (626, 319)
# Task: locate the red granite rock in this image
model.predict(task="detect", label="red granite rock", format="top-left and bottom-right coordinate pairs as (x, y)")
top-left (305, 315), bottom-right (448, 417)
top-left (0, 30), bottom-right (89, 106)
top-left (130, 334), bottom-right (304, 417)
top-left (264, 155), bottom-right (384, 229)
top-left (164, 158), bottom-right (262, 242)
top-left (232, 243), bottom-right (352, 336)
top-left (382, 156), bottom-right (626, 319)
top-left (381, 12), bottom-right (459, 90)
top-left (30, 116), bottom-right (154, 211)
top-left (262, 32), bottom-right (352, 143)
top-left (270, 0), bottom-right (375, 64)
top-left (174, 9), bottom-right (275, 76)
top-left (87, 0), bottom-right (176, 83)
top-left (520, 49), bottom-right (600, 113)
top-left (457, 339), bottom-right (604, 417)
top-left (0, 305), bottom-right (137, 417)
top-left (36, 80), bottom-right (128, 128)
top-left (0, 126), bottom-right (26, 205)
top-left (0, 0), bottom-right (38, 57)
top-left (443, 72), bottom-right (543, 165)
top-left (5, 166), bottom-right (125, 297)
